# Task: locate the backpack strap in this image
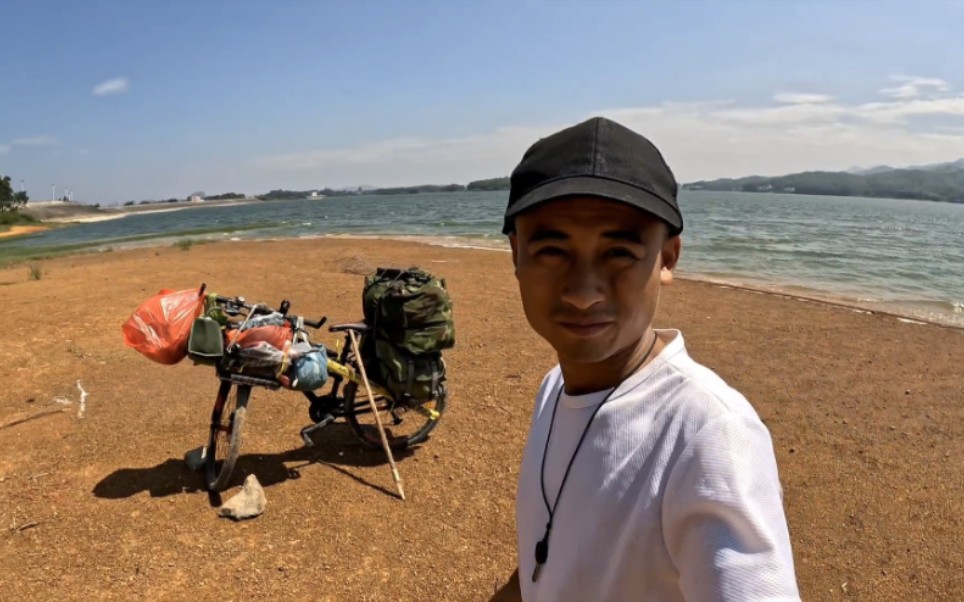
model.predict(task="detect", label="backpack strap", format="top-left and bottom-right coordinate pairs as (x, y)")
top-left (430, 361), bottom-right (440, 399)
top-left (404, 355), bottom-right (415, 404)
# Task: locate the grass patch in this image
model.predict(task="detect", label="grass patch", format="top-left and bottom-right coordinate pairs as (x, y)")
top-left (174, 239), bottom-right (194, 251)
top-left (0, 211), bottom-right (39, 227)
top-left (66, 339), bottom-right (92, 359)
top-left (0, 242), bottom-right (101, 269)
top-left (28, 265), bottom-right (42, 281)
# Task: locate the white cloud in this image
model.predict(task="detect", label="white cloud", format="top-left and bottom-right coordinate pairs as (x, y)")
top-left (249, 126), bottom-right (540, 186)
top-left (773, 92), bottom-right (834, 104)
top-left (855, 96), bottom-right (964, 124)
top-left (0, 135), bottom-right (63, 155)
top-left (880, 75), bottom-right (950, 99)
top-left (11, 136), bottom-right (61, 146)
top-left (244, 77), bottom-right (964, 186)
top-left (92, 77), bottom-right (130, 96)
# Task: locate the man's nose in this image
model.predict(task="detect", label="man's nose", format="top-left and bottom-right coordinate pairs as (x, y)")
top-left (560, 259), bottom-right (605, 311)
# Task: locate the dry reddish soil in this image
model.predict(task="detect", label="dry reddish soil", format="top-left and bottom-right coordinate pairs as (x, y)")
top-left (0, 238), bottom-right (961, 601)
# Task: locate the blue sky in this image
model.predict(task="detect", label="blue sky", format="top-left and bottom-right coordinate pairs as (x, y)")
top-left (2, 0), bottom-right (964, 204)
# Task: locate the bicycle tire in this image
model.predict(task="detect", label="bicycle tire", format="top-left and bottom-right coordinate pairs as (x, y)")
top-left (204, 381), bottom-right (251, 492)
top-left (343, 381), bottom-right (446, 451)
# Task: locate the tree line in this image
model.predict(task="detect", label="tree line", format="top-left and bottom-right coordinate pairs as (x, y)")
top-left (256, 178), bottom-right (511, 200)
top-left (0, 175), bottom-right (29, 212)
top-left (2, 175), bottom-right (513, 212)
top-left (683, 167), bottom-right (964, 204)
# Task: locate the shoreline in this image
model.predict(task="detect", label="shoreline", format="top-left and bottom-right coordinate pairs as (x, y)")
top-left (673, 275), bottom-right (961, 331)
top-left (3, 230), bottom-right (961, 331)
top-left (22, 197), bottom-right (265, 224)
top-left (0, 225), bottom-right (51, 238)
top-left (307, 233), bottom-right (964, 330)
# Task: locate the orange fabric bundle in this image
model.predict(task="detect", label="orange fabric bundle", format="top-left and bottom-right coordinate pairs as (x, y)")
top-left (122, 288), bottom-right (206, 365)
top-left (228, 324), bottom-right (293, 350)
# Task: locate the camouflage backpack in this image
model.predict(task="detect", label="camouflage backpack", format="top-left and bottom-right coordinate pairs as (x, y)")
top-left (361, 267), bottom-right (455, 404)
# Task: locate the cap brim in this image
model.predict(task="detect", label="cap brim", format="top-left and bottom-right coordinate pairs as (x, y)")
top-left (503, 176), bottom-right (683, 235)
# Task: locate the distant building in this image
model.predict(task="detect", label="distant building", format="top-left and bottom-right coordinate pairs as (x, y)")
top-left (782, 187), bottom-right (796, 193)
top-left (188, 195), bottom-right (204, 203)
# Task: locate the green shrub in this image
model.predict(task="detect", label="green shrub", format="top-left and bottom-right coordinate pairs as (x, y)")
top-left (0, 211), bottom-right (38, 226)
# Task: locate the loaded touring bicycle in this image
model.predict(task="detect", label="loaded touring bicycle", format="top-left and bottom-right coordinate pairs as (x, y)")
top-left (122, 267), bottom-right (455, 491)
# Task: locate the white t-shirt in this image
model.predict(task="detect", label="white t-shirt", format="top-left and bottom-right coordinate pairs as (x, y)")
top-left (516, 330), bottom-right (801, 601)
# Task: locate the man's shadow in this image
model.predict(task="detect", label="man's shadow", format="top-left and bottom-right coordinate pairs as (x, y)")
top-left (92, 423), bottom-right (417, 504)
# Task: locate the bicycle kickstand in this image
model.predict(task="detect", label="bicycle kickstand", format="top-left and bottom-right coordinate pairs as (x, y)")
top-left (299, 414), bottom-right (334, 447)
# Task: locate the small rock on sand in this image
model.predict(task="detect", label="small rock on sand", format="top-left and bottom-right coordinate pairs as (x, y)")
top-left (218, 475), bottom-right (266, 521)
top-left (183, 446), bottom-right (206, 472)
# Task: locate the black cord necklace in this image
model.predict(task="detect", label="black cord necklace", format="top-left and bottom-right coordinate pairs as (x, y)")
top-left (531, 331), bottom-right (659, 583)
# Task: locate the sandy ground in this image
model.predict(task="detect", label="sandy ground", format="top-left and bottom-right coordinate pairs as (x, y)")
top-left (0, 238), bottom-right (961, 601)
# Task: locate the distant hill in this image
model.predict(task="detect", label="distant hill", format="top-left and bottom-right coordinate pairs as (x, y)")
top-left (467, 177), bottom-right (510, 191)
top-left (847, 158), bottom-right (964, 176)
top-left (847, 165), bottom-right (895, 176)
top-left (914, 158), bottom-right (964, 173)
top-left (683, 159), bottom-right (964, 204)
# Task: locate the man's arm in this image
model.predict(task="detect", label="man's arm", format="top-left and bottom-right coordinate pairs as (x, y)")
top-left (489, 568), bottom-right (522, 602)
top-left (663, 413), bottom-right (801, 601)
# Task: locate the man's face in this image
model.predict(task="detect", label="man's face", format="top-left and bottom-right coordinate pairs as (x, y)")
top-left (509, 197), bottom-right (681, 366)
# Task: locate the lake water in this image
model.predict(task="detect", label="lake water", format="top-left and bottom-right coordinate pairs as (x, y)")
top-left (3, 190), bottom-right (962, 327)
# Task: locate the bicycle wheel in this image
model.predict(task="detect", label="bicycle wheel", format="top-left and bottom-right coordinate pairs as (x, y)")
top-left (204, 381), bottom-right (251, 491)
top-left (343, 381), bottom-right (446, 451)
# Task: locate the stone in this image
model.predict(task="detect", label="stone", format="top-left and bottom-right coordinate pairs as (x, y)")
top-left (218, 475), bottom-right (266, 521)
top-left (183, 446), bottom-right (207, 473)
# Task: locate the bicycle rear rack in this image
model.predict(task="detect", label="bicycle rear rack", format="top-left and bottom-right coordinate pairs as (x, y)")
top-left (219, 372), bottom-right (283, 390)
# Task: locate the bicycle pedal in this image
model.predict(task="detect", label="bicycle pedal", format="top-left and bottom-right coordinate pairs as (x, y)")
top-left (299, 414), bottom-right (334, 447)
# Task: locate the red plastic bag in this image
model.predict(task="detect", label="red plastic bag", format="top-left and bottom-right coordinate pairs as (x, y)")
top-left (122, 287), bottom-right (206, 365)
top-left (228, 324), bottom-right (293, 350)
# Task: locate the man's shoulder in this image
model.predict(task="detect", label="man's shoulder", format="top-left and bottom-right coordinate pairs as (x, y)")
top-left (527, 365), bottom-right (563, 420)
top-left (658, 333), bottom-right (762, 424)
top-left (535, 364), bottom-right (562, 395)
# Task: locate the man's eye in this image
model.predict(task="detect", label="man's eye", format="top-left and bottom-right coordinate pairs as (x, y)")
top-left (605, 247), bottom-right (637, 259)
top-left (535, 246), bottom-right (566, 257)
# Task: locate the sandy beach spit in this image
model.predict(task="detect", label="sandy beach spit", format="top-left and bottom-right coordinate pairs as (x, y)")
top-left (0, 237), bottom-right (960, 601)
top-left (0, 225), bottom-right (50, 238)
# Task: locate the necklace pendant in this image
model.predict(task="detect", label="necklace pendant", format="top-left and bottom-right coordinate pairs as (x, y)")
top-left (532, 536), bottom-right (548, 582)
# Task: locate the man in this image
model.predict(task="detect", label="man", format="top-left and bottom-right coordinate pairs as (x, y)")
top-left (491, 117), bottom-right (801, 601)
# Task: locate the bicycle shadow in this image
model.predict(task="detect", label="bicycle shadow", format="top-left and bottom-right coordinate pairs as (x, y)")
top-left (92, 423), bottom-right (418, 503)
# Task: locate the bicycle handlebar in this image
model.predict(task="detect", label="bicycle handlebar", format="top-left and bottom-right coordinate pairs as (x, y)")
top-left (211, 293), bottom-right (327, 330)
top-left (303, 316), bottom-right (327, 329)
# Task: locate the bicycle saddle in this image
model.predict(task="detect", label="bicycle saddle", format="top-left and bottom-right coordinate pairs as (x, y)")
top-left (329, 322), bottom-right (369, 333)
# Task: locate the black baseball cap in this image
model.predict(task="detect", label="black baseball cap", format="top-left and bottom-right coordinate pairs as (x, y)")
top-left (502, 116), bottom-right (683, 236)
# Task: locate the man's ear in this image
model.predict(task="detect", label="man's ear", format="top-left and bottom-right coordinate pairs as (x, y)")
top-left (660, 235), bottom-right (681, 285)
